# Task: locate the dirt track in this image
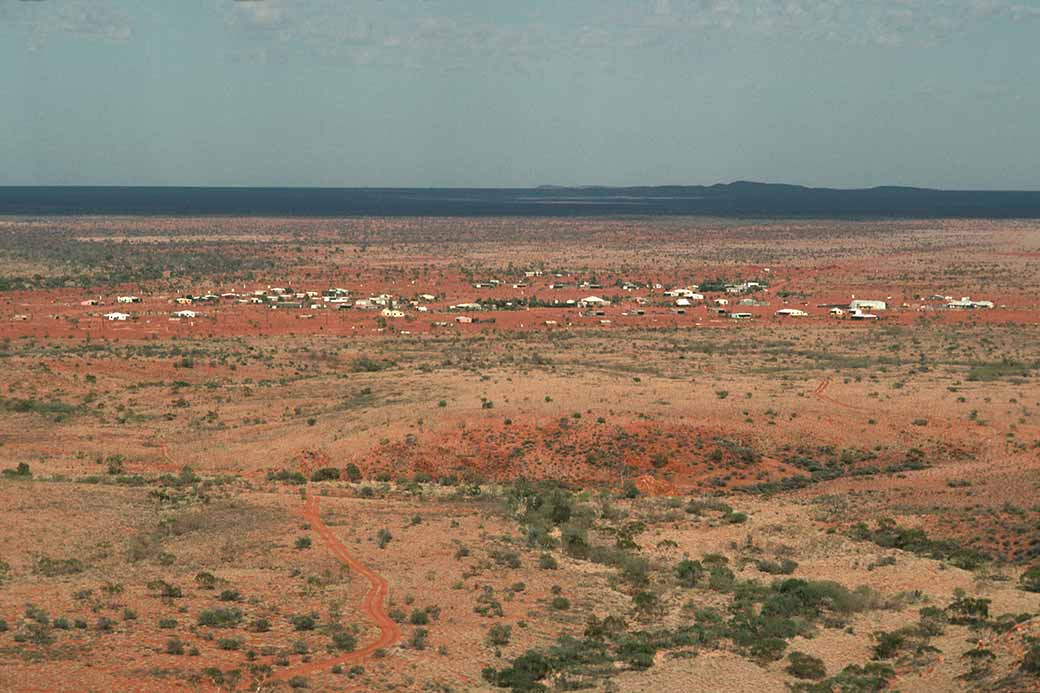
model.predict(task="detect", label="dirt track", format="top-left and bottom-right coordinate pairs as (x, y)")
top-left (812, 378), bottom-right (864, 412)
top-left (268, 494), bottom-right (401, 685)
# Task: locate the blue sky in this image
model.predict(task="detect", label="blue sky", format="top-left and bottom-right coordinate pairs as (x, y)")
top-left (1, 0), bottom-right (1038, 188)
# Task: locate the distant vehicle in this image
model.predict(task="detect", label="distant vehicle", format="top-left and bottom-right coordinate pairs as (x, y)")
top-left (730, 312), bottom-right (753, 320)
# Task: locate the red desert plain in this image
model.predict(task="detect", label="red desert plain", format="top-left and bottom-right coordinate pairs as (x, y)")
top-left (1, 214), bottom-right (1039, 692)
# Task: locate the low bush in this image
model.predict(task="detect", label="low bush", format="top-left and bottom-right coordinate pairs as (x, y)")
top-left (310, 467), bottom-right (340, 482)
top-left (786, 651), bottom-right (826, 680)
top-left (198, 607), bottom-right (243, 628)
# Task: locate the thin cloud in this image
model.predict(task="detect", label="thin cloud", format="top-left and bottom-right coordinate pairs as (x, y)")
top-left (3, 0), bottom-right (133, 49)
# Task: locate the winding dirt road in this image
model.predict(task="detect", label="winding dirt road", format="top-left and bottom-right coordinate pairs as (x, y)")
top-left (270, 494), bottom-right (401, 683)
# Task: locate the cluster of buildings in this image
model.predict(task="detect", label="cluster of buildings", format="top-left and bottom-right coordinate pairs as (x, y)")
top-left (69, 273), bottom-right (998, 327)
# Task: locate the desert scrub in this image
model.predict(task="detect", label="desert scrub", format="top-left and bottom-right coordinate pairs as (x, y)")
top-left (198, 607), bottom-right (243, 628)
top-left (289, 614), bottom-right (318, 631)
top-left (1020, 565), bottom-right (1040, 593)
top-left (331, 631), bottom-right (357, 651)
top-left (487, 624), bottom-right (512, 646)
top-left (34, 556), bottom-right (86, 577)
top-left (849, 518), bottom-right (988, 570)
top-left (376, 528), bottom-right (392, 549)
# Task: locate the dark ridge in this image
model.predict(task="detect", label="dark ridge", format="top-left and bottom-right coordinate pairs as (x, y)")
top-left (0, 183), bottom-right (1038, 218)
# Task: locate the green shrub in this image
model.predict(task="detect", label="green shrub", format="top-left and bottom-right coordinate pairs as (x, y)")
top-left (350, 356), bottom-right (394, 372)
top-left (1020, 565), bottom-right (1040, 593)
top-left (266, 469), bottom-right (307, 484)
top-left (34, 556), bottom-right (86, 577)
top-left (487, 624), bottom-right (512, 646)
top-left (849, 519), bottom-right (987, 569)
top-left (675, 559), bottom-right (704, 587)
top-left (290, 614), bottom-right (317, 631)
top-left (872, 630), bottom-right (911, 660)
top-left (1, 462), bottom-right (32, 478)
top-left (483, 650), bottom-right (551, 690)
top-left (147, 579), bottom-right (183, 598)
top-left (331, 631), bottom-right (357, 651)
top-left (550, 596), bottom-right (570, 611)
top-left (197, 607), bottom-right (243, 628)
top-left (749, 636), bottom-right (787, 662)
top-left (491, 549), bottom-right (522, 569)
top-left (791, 663), bottom-right (894, 693)
top-left (1023, 640), bottom-right (1040, 674)
top-left (376, 528), bottom-right (392, 549)
top-left (757, 558), bottom-right (798, 575)
top-left (195, 571), bottom-right (219, 589)
top-left (310, 467), bottom-right (340, 482)
top-left (946, 596), bottom-right (990, 626)
top-left (411, 627), bottom-right (429, 650)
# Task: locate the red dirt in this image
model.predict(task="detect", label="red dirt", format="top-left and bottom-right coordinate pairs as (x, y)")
top-left (269, 494), bottom-right (401, 684)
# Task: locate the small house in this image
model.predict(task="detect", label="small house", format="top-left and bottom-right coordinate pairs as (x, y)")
top-left (579, 296), bottom-right (609, 308)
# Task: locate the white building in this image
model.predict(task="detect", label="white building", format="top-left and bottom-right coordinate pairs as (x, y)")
top-left (116, 296), bottom-right (141, 304)
top-left (172, 310), bottom-right (198, 319)
top-left (774, 308), bottom-right (808, 317)
top-left (946, 297), bottom-right (994, 309)
top-left (104, 312), bottom-right (131, 321)
top-left (849, 299), bottom-right (886, 312)
top-left (664, 288), bottom-right (702, 299)
top-left (579, 296), bottom-right (610, 308)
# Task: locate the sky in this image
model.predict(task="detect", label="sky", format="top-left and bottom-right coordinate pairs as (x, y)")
top-left (1, 0), bottom-right (1038, 189)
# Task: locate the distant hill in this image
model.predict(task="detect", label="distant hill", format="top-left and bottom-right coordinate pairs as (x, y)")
top-left (1, 182), bottom-right (1038, 217)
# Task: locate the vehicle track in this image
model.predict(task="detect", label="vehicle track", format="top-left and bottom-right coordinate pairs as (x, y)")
top-left (270, 494), bottom-right (401, 683)
top-left (812, 377), bottom-right (864, 411)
